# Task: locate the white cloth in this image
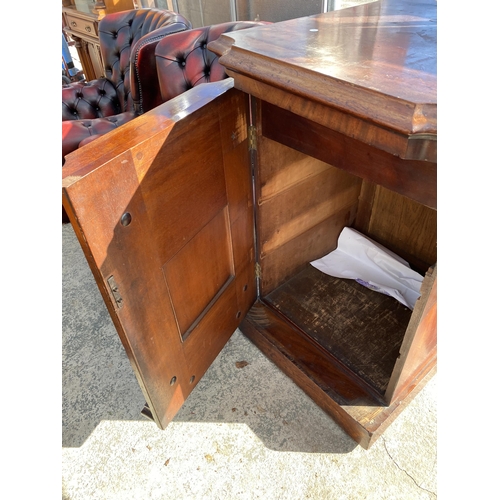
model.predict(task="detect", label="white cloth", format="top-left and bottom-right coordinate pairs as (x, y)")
top-left (310, 227), bottom-right (423, 309)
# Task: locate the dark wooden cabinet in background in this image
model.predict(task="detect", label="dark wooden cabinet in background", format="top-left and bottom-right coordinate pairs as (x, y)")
top-left (62, 0), bottom-right (436, 449)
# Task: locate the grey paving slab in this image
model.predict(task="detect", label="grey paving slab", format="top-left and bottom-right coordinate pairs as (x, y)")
top-left (62, 222), bottom-right (437, 500)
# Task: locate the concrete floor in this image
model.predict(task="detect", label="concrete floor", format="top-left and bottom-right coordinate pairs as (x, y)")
top-left (62, 221), bottom-right (437, 499)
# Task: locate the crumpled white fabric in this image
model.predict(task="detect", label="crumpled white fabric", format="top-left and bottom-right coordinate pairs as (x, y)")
top-left (310, 227), bottom-right (423, 309)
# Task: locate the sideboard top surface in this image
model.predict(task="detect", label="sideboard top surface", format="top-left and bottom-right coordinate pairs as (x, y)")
top-left (212, 0), bottom-right (437, 137)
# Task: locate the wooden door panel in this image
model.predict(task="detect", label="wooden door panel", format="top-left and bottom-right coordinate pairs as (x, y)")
top-left (163, 207), bottom-right (234, 340)
top-left (62, 81), bottom-right (255, 429)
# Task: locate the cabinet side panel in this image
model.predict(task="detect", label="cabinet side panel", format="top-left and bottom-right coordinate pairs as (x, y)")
top-left (385, 266), bottom-right (437, 403)
top-left (259, 209), bottom-right (357, 297)
top-left (255, 135), bottom-right (361, 294)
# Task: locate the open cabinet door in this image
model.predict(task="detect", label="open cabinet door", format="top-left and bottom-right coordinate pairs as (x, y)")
top-left (62, 80), bottom-right (257, 429)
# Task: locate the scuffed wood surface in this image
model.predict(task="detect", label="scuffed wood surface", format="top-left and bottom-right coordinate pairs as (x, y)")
top-left (209, 0), bottom-right (436, 161)
top-left (265, 265), bottom-right (412, 394)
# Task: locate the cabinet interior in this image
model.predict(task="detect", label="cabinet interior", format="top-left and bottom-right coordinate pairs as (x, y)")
top-left (255, 135), bottom-right (437, 402)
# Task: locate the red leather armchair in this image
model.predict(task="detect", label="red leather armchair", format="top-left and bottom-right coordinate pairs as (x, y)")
top-left (63, 20), bottom-right (268, 161)
top-left (62, 19), bottom-right (268, 222)
top-left (153, 22), bottom-right (268, 102)
top-left (62, 8), bottom-right (191, 161)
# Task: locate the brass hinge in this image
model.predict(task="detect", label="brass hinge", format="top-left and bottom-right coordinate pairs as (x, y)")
top-left (107, 275), bottom-right (124, 309)
top-left (255, 262), bottom-right (262, 279)
top-left (248, 125), bottom-right (257, 151)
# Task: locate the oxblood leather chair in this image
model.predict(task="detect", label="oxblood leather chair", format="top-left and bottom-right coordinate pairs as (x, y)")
top-left (153, 21), bottom-right (268, 102)
top-left (62, 8), bottom-right (191, 162)
top-left (62, 20), bottom-right (267, 222)
top-left (70, 21), bottom-right (269, 156)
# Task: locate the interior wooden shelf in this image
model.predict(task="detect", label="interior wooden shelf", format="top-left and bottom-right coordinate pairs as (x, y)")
top-left (263, 264), bottom-right (413, 396)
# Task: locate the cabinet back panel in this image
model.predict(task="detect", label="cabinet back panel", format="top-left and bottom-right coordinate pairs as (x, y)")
top-left (354, 181), bottom-right (437, 273)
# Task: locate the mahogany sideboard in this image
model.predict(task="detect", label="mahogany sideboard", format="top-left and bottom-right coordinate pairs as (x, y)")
top-left (62, 0), bottom-right (437, 449)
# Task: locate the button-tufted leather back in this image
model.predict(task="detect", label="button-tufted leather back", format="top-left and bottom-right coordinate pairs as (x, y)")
top-left (155, 22), bottom-right (267, 103)
top-left (63, 9), bottom-right (191, 122)
top-left (99, 8), bottom-right (192, 114)
top-left (62, 79), bottom-right (122, 121)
